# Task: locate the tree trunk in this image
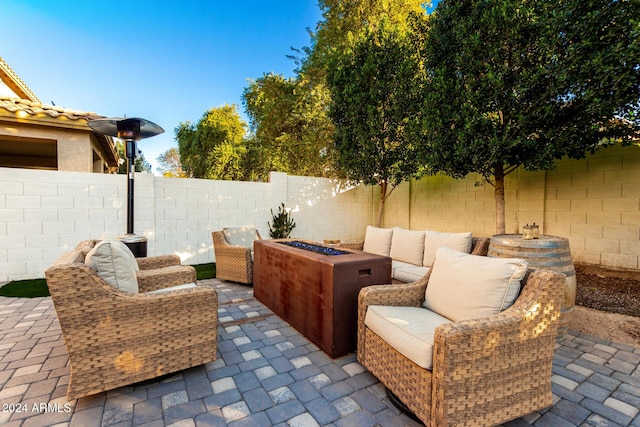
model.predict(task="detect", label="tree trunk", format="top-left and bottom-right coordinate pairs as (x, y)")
top-left (376, 181), bottom-right (388, 227)
top-left (494, 164), bottom-right (506, 234)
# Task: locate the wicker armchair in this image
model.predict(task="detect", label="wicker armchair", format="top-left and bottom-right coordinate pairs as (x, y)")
top-left (45, 250), bottom-right (218, 400)
top-left (357, 267), bottom-right (565, 427)
top-left (212, 226), bottom-right (262, 284)
top-left (75, 239), bottom-right (195, 289)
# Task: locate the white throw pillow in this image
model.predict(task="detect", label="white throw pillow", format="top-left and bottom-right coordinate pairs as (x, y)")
top-left (223, 226), bottom-right (259, 249)
top-left (389, 227), bottom-right (426, 266)
top-left (423, 247), bottom-right (528, 322)
top-left (362, 225), bottom-right (394, 256)
top-left (85, 239), bottom-right (139, 293)
top-left (423, 230), bottom-right (472, 267)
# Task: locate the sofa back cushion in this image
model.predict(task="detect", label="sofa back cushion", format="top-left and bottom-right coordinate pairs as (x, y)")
top-left (362, 225), bottom-right (394, 256)
top-left (423, 230), bottom-right (472, 267)
top-left (389, 227), bottom-right (426, 265)
top-left (85, 239), bottom-right (139, 293)
top-left (423, 247), bottom-right (528, 322)
top-left (223, 226), bottom-right (259, 249)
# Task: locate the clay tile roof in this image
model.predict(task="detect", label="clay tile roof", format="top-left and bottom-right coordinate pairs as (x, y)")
top-left (0, 95), bottom-right (104, 121)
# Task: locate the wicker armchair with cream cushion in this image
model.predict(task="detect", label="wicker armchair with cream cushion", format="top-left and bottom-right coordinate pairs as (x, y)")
top-left (212, 226), bottom-right (262, 284)
top-left (357, 247), bottom-right (565, 427)
top-left (75, 239), bottom-right (195, 291)
top-left (45, 244), bottom-right (218, 401)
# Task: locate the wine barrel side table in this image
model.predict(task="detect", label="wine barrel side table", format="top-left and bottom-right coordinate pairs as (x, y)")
top-left (488, 234), bottom-right (576, 340)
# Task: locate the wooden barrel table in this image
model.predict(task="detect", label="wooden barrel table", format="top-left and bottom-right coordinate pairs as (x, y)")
top-left (488, 234), bottom-right (576, 340)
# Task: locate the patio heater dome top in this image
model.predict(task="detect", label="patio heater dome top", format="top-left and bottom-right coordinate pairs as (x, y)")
top-left (87, 117), bottom-right (164, 141)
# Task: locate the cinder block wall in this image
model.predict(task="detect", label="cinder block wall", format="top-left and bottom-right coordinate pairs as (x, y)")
top-left (0, 170), bottom-right (374, 281)
top-left (1, 143), bottom-right (638, 281)
top-left (382, 143), bottom-right (640, 269)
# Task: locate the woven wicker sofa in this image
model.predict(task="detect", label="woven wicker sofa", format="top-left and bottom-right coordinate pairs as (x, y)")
top-left (349, 226), bottom-right (490, 283)
top-left (212, 226), bottom-right (262, 284)
top-left (45, 243), bottom-right (218, 400)
top-left (357, 247), bottom-right (565, 427)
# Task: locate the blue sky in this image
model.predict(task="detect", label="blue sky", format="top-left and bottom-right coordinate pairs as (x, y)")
top-left (1, 1), bottom-right (323, 173)
top-left (2, 1), bottom-right (438, 174)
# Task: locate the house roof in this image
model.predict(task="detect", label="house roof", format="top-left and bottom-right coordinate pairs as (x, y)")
top-left (0, 95), bottom-right (119, 168)
top-left (0, 95), bottom-right (103, 123)
top-left (0, 57), bottom-right (40, 103)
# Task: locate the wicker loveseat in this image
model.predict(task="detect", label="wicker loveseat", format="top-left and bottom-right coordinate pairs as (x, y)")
top-left (212, 226), bottom-right (262, 284)
top-left (357, 247), bottom-right (565, 427)
top-left (45, 244), bottom-right (218, 400)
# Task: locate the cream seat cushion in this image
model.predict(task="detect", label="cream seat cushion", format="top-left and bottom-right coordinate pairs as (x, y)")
top-left (394, 266), bottom-right (430, 283)
top-left (85, 239), bottom-right (139, 293)
top-left (365, 305), bottom-right (452, 369)
top-left (146, 282), bottom-right (198, 294)
top-left (362, 226), bottom-right (394, 257)
top-left (424, 247), bottom-right (528, 322)
top-left (423, 230), bottom-right (472, 267)
top-left (389, 227), bottom-right (426, 266)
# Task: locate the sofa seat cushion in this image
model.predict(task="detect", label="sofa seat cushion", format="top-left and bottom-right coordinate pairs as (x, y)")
top-left (390, 227), bottom-right (426, 265)
top-left (365, 305), bottom-right (452, 369)
top-left (423, 230), bottom-right (472, 267)
top-left (394, 266), bottom-right (430, 283)
top-left (223, 226), bottom-right (259, 249)
top-left (85, 239), bottom-right (139, 293)
top-left (391, 260), bottom-right (415, 277)
top-left (146, 282), bottom-right (198, 294)
top-left (424, 247), bottom-right (528, 322)
top-left (363, 226), bottom-right (394, 256)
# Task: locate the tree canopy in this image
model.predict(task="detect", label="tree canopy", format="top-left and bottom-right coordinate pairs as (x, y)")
top-left (327, 18), bottom-right (427, 226)
top-left (421, 0), bottom-right (640, 233)
top-left (174, 104), bottom-right (248, 180)
top-left (243, 73), bottom-right (335, 178)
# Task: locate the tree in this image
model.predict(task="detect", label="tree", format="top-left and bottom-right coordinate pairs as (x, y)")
top-left (327, 19), bottom-right (427, 226)
top-left (243, 73), bottom-right (336, 178)
top-left (156, 147), bottom-right (185, 177)
top-left (304, 0), bottom-right (428, 77)
top-left (175, 104), bottom-right (248, 180)
top-left (421, 0), bottom-right (640, 233)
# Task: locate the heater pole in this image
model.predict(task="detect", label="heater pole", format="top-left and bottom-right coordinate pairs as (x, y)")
top-left (126, 139), bottom-right (136, 235)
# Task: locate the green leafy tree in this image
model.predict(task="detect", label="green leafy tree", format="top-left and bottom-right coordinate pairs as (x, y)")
top-left (156, 147), bottom-right (185, 177)
top-left (327, 19), bottom-right (426, 226)
top-left (421, 0), bottom-right (640, 233)
top-left (306, 0), bottom-right (428, 77)
top-left (242, 0), bottom-right (430, 182)
top-left (243, 73), bottom-right (336, 178)
top-left (175, 104), bottom-right (248, 180)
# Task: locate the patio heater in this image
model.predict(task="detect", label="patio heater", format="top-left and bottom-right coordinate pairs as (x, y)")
top-left (88, 117), bottom-right (164, 257)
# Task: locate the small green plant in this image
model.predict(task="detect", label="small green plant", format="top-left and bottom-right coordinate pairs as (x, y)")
top-left (268, 203), bottom-right (296, 238)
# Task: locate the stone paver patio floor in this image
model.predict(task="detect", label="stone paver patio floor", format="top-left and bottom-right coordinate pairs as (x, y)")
top-left (1, 279), bottom-right (639, 427)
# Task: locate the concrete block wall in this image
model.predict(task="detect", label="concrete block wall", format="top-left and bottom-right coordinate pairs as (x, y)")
top-left (381, 143), bottom-right (640, 269)
top-left (0, 170), bottom-right (375, 281)
top-left (1, 142), bottom-right (638, 281)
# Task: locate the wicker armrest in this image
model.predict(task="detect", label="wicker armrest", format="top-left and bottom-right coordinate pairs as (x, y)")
top-left (470, 237), bottom-right (490, 256)
top-left (137, 265), bottom-right (197, 293)
top-left (357, 273), bottom-right (431, 359)
top-left (137, 254), bottom-right (181, 270)
top-left (429, 269), bottom-right (565, 426)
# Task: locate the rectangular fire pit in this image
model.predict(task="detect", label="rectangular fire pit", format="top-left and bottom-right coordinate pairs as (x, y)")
top-left (254, 239), bottom-right (392, 358)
